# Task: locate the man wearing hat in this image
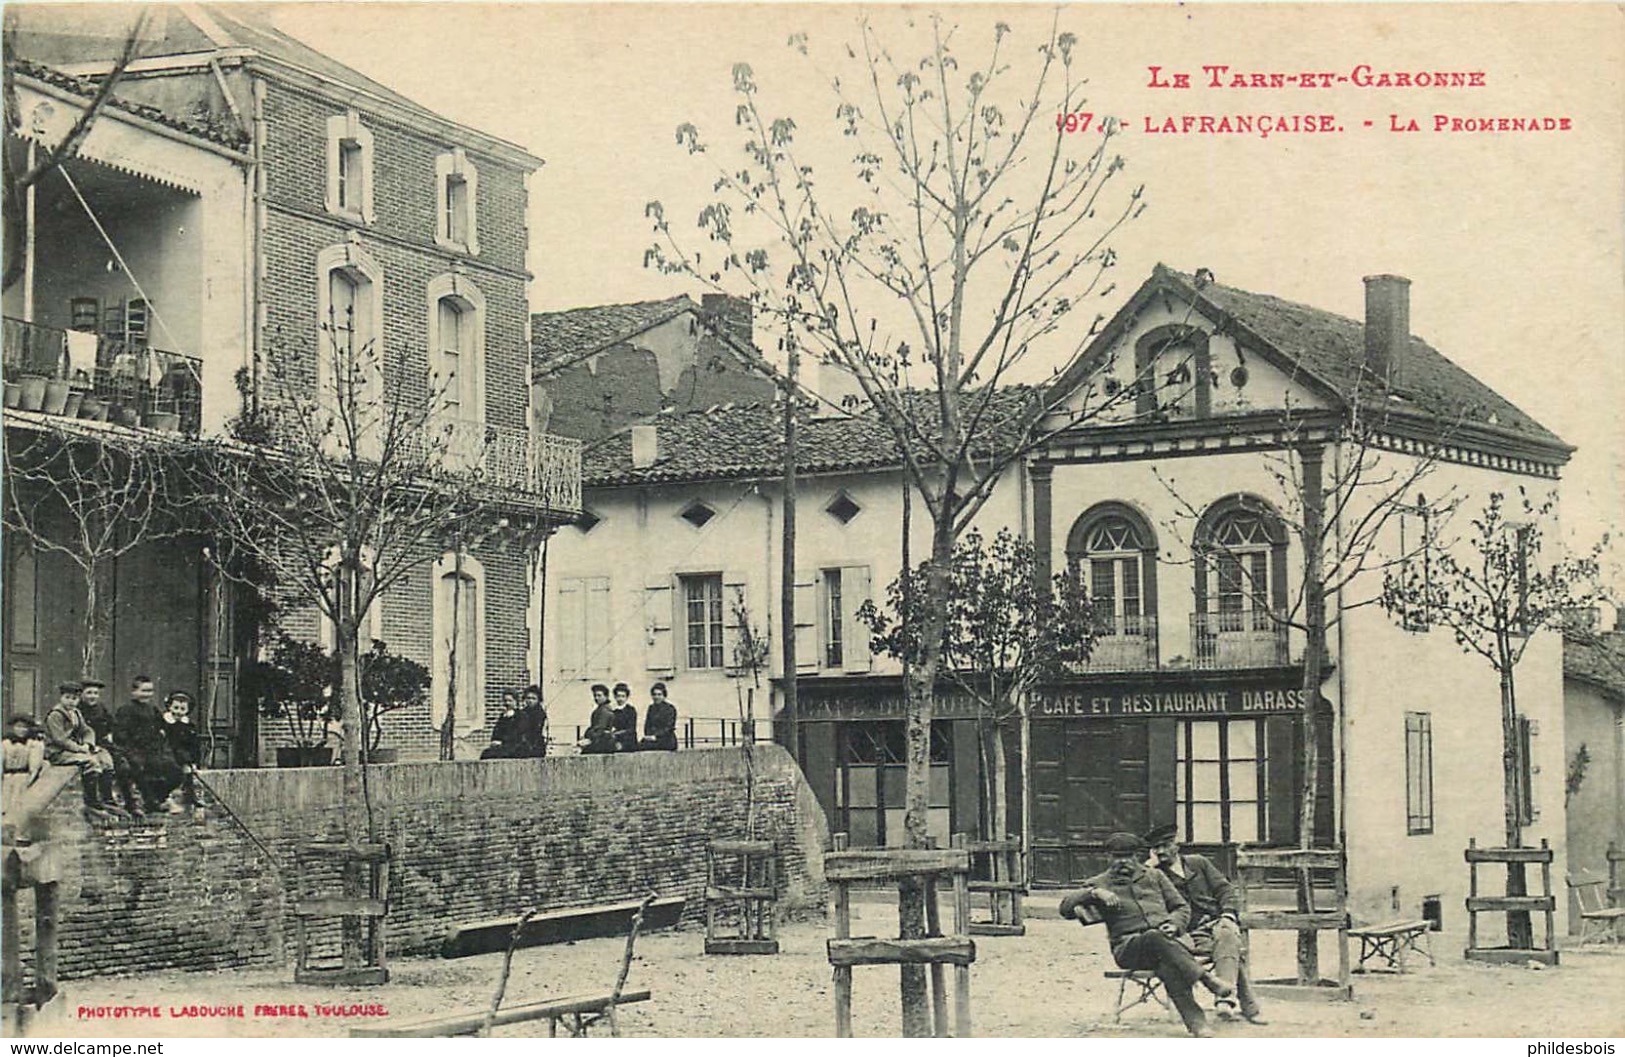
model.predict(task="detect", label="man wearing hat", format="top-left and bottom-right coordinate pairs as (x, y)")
top-left (1059, 832), bottom-right (1233, 1037)
top-left (1146, 823), bottom-right (1264, 1024)
top-left (43, 681), bottom-right (123, 816)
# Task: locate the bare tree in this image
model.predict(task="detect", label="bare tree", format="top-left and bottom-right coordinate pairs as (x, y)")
top-left (646, 17), bottom-right (1144, 1030)
top-left (1382, 489), bottom-right (1605, 948)
top-left (1154, 389), bottom-right (1459, 980)
top-left (2, 420), bottom-right (197, 679)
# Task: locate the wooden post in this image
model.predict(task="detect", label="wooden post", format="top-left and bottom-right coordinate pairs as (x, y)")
top-left (951, 834), bottom-right (973, 1037)
top-left (2, 858), bottom-right (20, 1016)
top-left (1467, 837), bottom-right (1479, 953)
top-left (34, 881), bottom-right (59, 1006)
top-left (832, 833), bottom-right (852, 1038)
top-left (923, 872), bottom-right (947, 1037)
top-left (1539, 838), bottom-right (1555, 951)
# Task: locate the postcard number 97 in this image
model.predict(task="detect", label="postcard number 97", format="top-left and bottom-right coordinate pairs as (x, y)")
top-left (1056, 112), bottom-right (1094, 133)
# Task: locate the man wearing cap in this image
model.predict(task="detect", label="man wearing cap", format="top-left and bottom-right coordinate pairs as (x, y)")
top-left (43, 682), bottom-right (123, 816)
top-left (1146, 823), bottom-right (1264, 1024)
top-left (1059, 831), bottom-right (1232, 1037)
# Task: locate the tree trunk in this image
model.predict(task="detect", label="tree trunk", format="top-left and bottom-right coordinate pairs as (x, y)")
top-left (780, 354), bottom-right (799, 765)
top-left (1295, 445), bottom-right (1326, 984)
top-left (1499, 661), bottom-right (1533, 948)
top-left (79, 561), bottom-right (104, 680)
top-left (335, 616), bottom-right (367, 971)
top-left (896, 519), bottom-right (955, 1037)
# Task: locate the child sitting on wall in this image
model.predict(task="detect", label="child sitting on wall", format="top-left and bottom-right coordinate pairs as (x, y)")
top-left (162, 691), bottom-right (202, 811)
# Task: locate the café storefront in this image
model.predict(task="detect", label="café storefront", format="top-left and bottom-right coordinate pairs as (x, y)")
top-left (784, 669), bottom-right (1333, 883)
top-left (1026, 670), bottom-right (1334, 885)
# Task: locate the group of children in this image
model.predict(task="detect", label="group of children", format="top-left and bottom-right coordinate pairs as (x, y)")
top-left (579, 681), bottom-right (679, 755)
top-left (2, 675), bottom-right (203, 819)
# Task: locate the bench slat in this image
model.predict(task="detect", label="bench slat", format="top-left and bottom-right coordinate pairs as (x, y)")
top-left (350, 990), bottom-right (653, 1038)
top-left (1349, 919), bottom-right (1430, 938)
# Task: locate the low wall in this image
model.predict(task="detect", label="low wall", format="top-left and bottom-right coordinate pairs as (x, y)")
top-left (8, 746), bottom-right (828, 981)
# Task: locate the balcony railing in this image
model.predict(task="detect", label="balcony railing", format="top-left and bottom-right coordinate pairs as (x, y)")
top-left (3, 318), bottom-right (202, 434)
top-left (1077, 613), bottom-right (1160, 672)
top-left (425, 416), bottom-right (581, 514)
top-left (1190, 609), bottom-right (1290, 669)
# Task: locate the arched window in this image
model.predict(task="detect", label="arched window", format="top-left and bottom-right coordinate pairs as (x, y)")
top-left (1193, 496), bottom-right (1289, 667)
top-left (316, 243), bottom-right (384, 455)
top-left (1066, 502), bottom-right (1158, 637)
top-left (1134, 323), bottom-right (1211, 419)
top-left (432, 551), bottom-right (485, 731)
top-left (427, 274), bottom-right (487, 470)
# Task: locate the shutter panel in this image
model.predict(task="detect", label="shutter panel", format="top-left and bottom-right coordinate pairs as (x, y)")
top-left (644, 578), bottom-right (675, 673)
top-left (585, 577), bottom-right (611, 676)
top-left (842, 565), bottom-right (872, 673)
top-left (794, 569), bottom-right (819, 674)
top-left (722, 570), bottom-right (748, 673)
top-left (556, 578), bottom-right (583, 680)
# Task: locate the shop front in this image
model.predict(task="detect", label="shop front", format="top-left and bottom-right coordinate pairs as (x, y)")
top-left (1026, 670), bottom-right (1333, 885)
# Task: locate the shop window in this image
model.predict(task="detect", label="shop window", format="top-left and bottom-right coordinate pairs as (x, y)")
top-left (1175, 718), bottom-right (1267, 845)
top-left (681, 573), bottom-right (725, 669)
top-left (833, 721), bottom-right (952, 848)
top-left (1405, 711), bottom-right (1434, 834)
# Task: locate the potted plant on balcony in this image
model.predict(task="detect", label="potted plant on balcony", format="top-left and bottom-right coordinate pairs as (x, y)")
top-left (242, 632), bottom-right (336, 767)
top-left (16, 372), bottom-right (48, 412)
top-left (357, 639), bottom-right (428, 764)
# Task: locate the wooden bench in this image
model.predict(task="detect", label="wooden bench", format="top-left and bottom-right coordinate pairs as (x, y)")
top-left (1348, 919), bottom-right (1435, 973)
top-left (351, 990), bottom-right (652, 1038)
top-left (441, 896), bottom-right (685, 958)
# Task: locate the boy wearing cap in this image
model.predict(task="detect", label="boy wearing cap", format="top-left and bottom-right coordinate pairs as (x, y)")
top-left (1146, 823), bottom-right (1264, 1024)
top-left (1059, 831), bottom-right (1232, 1037)
top-left (43, 682), bottom-right (123, 816)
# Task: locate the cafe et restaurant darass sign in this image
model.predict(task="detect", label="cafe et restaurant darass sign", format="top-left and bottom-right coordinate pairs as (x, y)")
top-left (797, 676), bottom-right (1308, 721)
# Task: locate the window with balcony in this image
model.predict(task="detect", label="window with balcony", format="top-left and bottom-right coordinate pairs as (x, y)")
top-left (1193, 496), bottom-right (1288, 669)
top-left (325, 111), bottom-right (375, 224)
top-left (317, 244), bottom-right (384, 454)
top-left (434, 149), bottom-right (480, 254)
top-left (1066, 502), bottom-right (1158, 671)
top-left (427, 274), bottom-right (486, 470)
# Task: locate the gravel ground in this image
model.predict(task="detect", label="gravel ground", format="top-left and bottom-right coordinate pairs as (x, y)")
top-left (44, 903), bottom-right (1625, 1039)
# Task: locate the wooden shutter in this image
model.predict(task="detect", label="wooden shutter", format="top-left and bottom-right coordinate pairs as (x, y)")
top-left (585, 577), bottom-right (611, 676)
top-left (556, 578), bottom-right (583, 679)
top-left (841, 565), bottom-right (872, 673)
top-left (794, 569), bottom-right (818, 674)
top-left (644, 578), bottom-right (675, 673)
top-left (722, 570), bottom-right (748, 673)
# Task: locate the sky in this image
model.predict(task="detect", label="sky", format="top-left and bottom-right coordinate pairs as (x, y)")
top-left (261, 2), bottom-right (1623, 569)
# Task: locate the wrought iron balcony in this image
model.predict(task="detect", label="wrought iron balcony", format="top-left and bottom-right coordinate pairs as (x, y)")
top-left (1076, 613), bottom-right (1160, 672)
top-left (3, 317), bottom-right (202, 434)
top-left (428, 416), bottom-right (581, 513)
top-left (1190, 609), bottom-right (1291, 669)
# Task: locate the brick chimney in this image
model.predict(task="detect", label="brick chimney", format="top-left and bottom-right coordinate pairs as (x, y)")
top-left (1362, 274), bottom-right (1411, 384)
top-left (630, 424), bottom-right (658, 469)
top-left (701, 293), bottom-right (752, 348)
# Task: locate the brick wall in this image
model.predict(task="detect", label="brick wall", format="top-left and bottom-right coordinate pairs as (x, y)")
top-left (8, 747), bottom-right (828, 982)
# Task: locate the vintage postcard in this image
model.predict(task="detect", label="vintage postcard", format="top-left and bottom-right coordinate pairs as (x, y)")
top-left (1, 1), bottom-right (1621, 1043)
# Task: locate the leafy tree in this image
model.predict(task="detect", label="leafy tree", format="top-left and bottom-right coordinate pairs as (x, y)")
top-left (1382, 488), bottom-right (1604, 947)
top-left (860, 527), bottom-right (1097, 843)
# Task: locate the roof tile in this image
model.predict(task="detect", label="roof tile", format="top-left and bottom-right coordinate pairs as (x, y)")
top-left (532, 296), bottom-right (697, 371)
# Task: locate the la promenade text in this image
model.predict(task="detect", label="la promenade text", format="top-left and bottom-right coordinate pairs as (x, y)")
top-left (1072, 63), bottom-right (1573, 138)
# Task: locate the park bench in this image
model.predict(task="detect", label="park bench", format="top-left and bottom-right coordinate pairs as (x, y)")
top-left (1348, 919), bottom-right (1435, 973)
top-left (350, 989), bottom-right (653, 1038)
top-left (440, 895), bottom-right (684, 958)
top-left (1568, 873), bottom-right (1625, 946)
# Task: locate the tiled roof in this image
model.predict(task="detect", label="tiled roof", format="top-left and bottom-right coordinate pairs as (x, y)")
top-left (1565, 630), bottom-right (1625, 702)
top-left (583, 387), bottom-right (1045, 487)
top-left (12, 57), bottom-right (247, 149)
top-left (1155, 265), bottom-right (1567, 449)
top-left (532, 296), bottom-right (698, 372)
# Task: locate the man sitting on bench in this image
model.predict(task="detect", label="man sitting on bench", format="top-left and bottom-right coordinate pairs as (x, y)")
top-left (1145, 823), bottom-right (1265, 1025)
top-left (1059, 832), bottom-right (1233, 1038)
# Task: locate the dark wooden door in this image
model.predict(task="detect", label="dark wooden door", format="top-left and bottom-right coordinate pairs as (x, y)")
top-left (1030, 718), bottom-right (1152, 885)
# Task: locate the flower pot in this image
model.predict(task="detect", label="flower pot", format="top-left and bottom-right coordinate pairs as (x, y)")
top-left (276, 746), bottom-right (334, 768)
top-left (62, 391), bottom-right (84, 418)
top-left (42, 379), bottom-right (71, 416)
top-left (143, 411), bottom-right (181, 431)
top-left (17, 375), bottom-right (47, 412)
top-left (78, 397), bottom-right (108, 422)
top-left (115, 406), bottom-right (140, 428)
top-left (3, 382), bottom-right (19, 409)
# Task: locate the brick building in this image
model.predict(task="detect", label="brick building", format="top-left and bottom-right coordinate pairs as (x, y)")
top-left (3, 6), bottom-right (580, 763)
top-left (546, 264), bottom-right (1578, 930)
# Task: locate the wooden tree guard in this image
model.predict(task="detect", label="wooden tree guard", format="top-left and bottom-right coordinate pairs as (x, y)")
top-left (825, 833), bottom-right (974, 1038)
top-left (705, 839), bottom-right (779, 955)
top-left (1, 768), bottom-right (76, 1035)
top-left (1609, 842), bottom-right (1624, 907)
top-left (964, 835), bottom-right (1025, 937)
top-left (1235, 847), bottom-right (1352, 999)
top-left (294, 841), bottom-right (392, 985)
top-left (1465, 837), bottom-right (1559, 965)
